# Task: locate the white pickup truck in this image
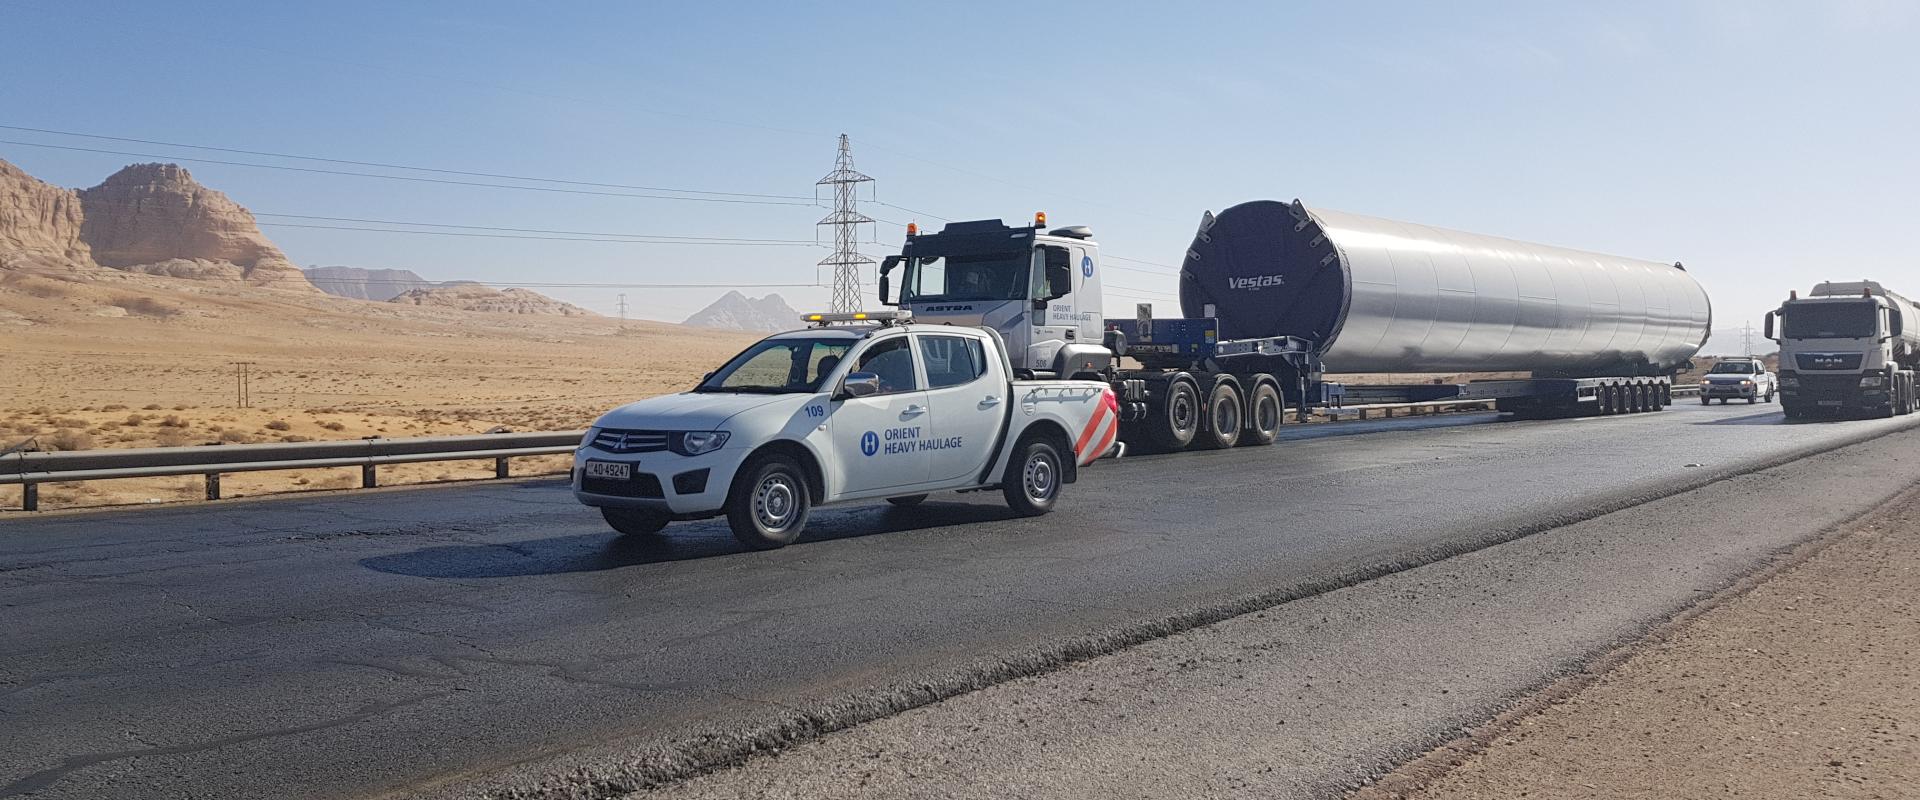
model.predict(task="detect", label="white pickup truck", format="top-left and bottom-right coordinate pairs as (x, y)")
top-left (573, 311), bottom-right (1119, 549)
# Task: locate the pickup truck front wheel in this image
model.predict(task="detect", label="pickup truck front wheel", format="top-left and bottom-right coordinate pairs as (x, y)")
top-left (1002, 437), bottom-right (1063, 517)
top-left (726, 455), bottom-right (812, 550)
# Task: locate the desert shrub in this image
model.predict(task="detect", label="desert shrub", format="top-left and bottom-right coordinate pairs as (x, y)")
top-left (142, 403), bottom-right (163, 410)
top-left (101, 404), bottom-right (128, 412)
top-left (320, 421), bottom-right (346, 432)
top-left (218, 429), bottom-right (251, 443)
top-left (153, 428), bottom-right (191, 447)
top-left (159, 415), bottom-right (188, 428)
top-left (278, 435), bottom-right (312, 443)
top-left (265, 420), bottom-right (292, 431)
top-left (114, 295), bottom-right (181, 318)
top-left (51, 417), bottom-right (88, 428)
top-left (48, 428), bottom-right (94, 451)
top-left (123, 414), bottom-right (144, 426)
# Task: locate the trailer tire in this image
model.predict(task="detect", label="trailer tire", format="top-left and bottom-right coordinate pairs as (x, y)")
top-left (601, 508), bottom-right (669, 536)
top-left (1245, 382), bottom-right (1284, 446)
top-left (1001, 435), bottom-right (1063, 517)
top-left (1146, 379), bottom-right (1200, 452)
top-left (725, 454), bottom-right (812, 550)
top-left (1197, 381), bottom-right (1243, 450)
top-left (1598, 383), bottom-right (1616, 415)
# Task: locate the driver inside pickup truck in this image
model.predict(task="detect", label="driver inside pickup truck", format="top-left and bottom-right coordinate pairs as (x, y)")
top-left (857, 339), bottom-right (915, 394)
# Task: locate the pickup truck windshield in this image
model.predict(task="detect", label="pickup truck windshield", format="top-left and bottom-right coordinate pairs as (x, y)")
top-left (904, 252), bottom-right (1031, 303)
top-left (697, 338), bottom-right (853, 393)
top-left (1782, 302), bottom-right (1877, 339)
top-left (1708, 362), bottom-right (1757, 374)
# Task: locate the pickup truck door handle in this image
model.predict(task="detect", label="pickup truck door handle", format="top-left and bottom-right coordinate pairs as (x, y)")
top-left (900, 405), bottom-right (926, 419)
top-left (980, 395), bottom-right (1002, 408)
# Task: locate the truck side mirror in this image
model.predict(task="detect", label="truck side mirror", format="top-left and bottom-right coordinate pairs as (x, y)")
top-left (837, 372), bottom-right (881, 399)
top-left (1763, 311), bottom-right (1776, 341)
top-left (878, 255), bottom-right (900, 306)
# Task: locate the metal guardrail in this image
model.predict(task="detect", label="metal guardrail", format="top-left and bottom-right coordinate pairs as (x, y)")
top-left (1, 431), bottom-right (585, 511)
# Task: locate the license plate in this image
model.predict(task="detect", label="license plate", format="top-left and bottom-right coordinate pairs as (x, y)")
top-left (584, 460), bottom-right (632, 480)
top-left (1818, 400), bottom-right (1843, 407)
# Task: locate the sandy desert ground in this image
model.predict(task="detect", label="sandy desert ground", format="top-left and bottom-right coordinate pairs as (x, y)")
top-left (0, 268), bottom-right (754, 510)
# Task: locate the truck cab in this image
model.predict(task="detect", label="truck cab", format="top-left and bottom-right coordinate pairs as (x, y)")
top-left (1766, 281), bottom-right (1919, 418)
top-left (879, 215), bottom-right (1116, 380)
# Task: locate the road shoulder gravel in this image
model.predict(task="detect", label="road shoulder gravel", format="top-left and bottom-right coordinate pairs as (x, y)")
top-left (1358, 479), bottom-right (1920, 799)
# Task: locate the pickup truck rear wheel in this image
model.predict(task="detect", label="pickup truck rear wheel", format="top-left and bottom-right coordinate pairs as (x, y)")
top-left (1002, 436), bottom-right (1063, 516)
top-left (725, 454), bottom-right (811, 550)
top-left (601, 507), bottom-right (669, 536)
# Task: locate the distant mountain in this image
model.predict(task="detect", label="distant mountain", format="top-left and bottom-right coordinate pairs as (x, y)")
top-left (683, 291), bottom-right (799, 332)
top-left (388, 284), bottom-right (593, 316)
top-left (303, 266), bottom-right (436, 301)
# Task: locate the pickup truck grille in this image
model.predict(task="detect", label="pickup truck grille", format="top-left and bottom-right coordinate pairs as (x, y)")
top-left (591, 428), bottom-right (670, 453)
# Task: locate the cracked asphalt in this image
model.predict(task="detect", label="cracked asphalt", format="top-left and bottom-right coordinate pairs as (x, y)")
top-left (2, 403), bottom-right (1917, 799)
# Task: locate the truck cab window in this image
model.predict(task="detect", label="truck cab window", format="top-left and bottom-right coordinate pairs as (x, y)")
top-left (903, 253), bottom-right (1030, 302)
top-left (855, 337), bottom-right (920, 395)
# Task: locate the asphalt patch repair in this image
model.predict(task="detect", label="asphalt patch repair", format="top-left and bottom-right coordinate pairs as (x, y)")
top-left (1357, 483), bottom-right (1920, 800)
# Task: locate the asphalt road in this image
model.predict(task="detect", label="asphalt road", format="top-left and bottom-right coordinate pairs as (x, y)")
top-left (2, 402), bottom-right (1916, 799)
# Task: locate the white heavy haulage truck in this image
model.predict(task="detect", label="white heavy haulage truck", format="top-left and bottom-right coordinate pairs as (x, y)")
top-left (877, 202), bottom-right (1713, 452)
top-left (1766, 281), bottom-right (1919, 419)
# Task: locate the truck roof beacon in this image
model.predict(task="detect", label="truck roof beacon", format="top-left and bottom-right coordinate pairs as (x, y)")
top-left (1181, 200), bottom-right (1713, 376)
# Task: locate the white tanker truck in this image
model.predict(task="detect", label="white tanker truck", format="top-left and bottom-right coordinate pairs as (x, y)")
top-left (877, 200), bottom-right (1714, 452)
top-left (1766, 281), bottom-right (1919, 419)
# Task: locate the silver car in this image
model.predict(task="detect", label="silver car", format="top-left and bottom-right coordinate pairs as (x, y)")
top-left (1699, 357), bottom-right (1777, 404)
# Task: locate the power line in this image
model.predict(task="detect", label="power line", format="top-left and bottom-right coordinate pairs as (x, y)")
top-left (1, 268), bottom-right (821, 290)
top-left (0, 124), bottom-right (816, 200)
top-left (259, 222), bottom-right (819, 246)
top-left (0, 139), bottom-right (818, 206)
top-left (1106, 254), bottom-right (1182, 271)
top-left (252, 213), bottom-right (814, 243)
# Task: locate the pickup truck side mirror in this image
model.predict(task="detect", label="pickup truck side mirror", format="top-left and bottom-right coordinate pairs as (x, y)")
top-left (837, 372), bottom-right (882, 399)
top-left (1763, 311), bottom-right (1776, 341)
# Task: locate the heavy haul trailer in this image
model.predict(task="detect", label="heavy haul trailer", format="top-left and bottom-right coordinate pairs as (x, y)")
top-left (878, 201), bottom-right (1713, 451)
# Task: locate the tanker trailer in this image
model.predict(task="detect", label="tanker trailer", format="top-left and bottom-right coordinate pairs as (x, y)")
top-left (1101, 200), bottom-right (1711, 449)
top-left (878, 201), bottom-right (1712, 453)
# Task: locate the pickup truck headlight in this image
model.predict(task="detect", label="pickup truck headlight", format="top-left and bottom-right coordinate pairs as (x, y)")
top-left (578, 427), bottom-right (599, 448)
top-left (672, 431), bottom-right (730, 455)
top-left (1739, 379), bottom-right (1754, 386)
top-left (1860, 375), bottom-right (1886, 387)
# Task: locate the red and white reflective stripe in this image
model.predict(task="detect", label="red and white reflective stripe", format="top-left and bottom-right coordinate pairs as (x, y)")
top-left (1074, 388), bottom-right (1121, 465)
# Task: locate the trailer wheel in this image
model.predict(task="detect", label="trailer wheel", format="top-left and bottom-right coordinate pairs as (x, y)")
top-left (1001, 435), bottom-right (1063, 516)
top-left (1597, 384), bottom-right (1615, 415)
top-left (1197, 382), bottom-right (1243, 450)
top-left (725, 454), bottom-right (812, 550)
top-left (1245, 382), bottom-right (1283, 446)
top-left (1146, 379), bottom-right (1200, 451)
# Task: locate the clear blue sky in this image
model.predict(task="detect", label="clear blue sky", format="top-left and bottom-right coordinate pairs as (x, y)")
top-left (1, 0), bottom-right (1914, 334)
